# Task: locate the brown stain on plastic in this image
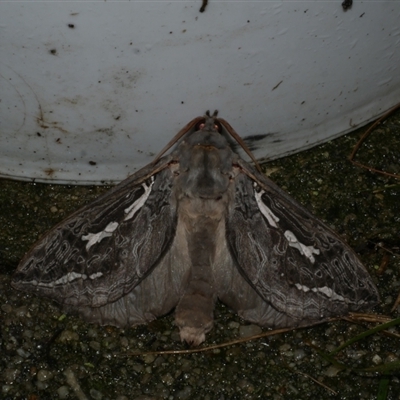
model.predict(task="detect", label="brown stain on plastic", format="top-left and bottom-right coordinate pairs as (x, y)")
top-left (43, 168), bottom-right (55, 177)
top-left (36, 106), bottom-right (69, 135)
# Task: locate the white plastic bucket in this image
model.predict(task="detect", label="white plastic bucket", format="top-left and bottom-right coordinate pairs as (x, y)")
top-left (1, 1), bottom-right (399, 184)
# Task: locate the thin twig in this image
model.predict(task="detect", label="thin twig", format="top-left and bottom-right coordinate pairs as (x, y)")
top-left (296, 370), bottom-right (338, 395)
top-left (122, 313), bottom-right (394, 357)
top-left (349, 102), bottom-right (400, 179)
top-left (123, 327), bottom-right (295, 357)
top-left (373, 241), bottom-right (400, 257)
top-left (343, 312), bottom-right (393, 324)
top-left (391, 292), bottom-right (400, 313)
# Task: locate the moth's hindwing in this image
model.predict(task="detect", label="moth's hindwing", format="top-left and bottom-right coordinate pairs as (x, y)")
top-left (226, 160), bottom-right (379, 327)
top-left (12, 158), bottom-right (177, 310)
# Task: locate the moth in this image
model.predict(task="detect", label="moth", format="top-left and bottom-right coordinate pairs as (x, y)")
top-left (12, 111), bottom-right (379, 345)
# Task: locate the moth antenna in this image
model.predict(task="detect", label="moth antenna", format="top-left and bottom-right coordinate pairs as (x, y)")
top-left (205, 110), bottom-right (218, 118)
top-left (218, 118), bottom-right (263, 173)
top-left (152, 116), bottom-right (205, 164)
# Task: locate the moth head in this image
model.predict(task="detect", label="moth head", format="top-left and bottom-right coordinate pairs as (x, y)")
top-left (195, 110), bottom-right (222, 133)
top-left (151, 111), bottom-right (260, 172)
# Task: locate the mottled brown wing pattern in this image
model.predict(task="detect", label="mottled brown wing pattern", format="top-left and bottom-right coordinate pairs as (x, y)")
top-left (12, 158), bottom-right (177, 309)
top-left (226, 160), bottom-right (379, 327)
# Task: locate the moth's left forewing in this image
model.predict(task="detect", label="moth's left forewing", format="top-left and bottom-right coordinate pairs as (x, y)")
top-left (226, 159), bottom-right (379, 327)
top-left (12, 156), bottom-right (179, 316)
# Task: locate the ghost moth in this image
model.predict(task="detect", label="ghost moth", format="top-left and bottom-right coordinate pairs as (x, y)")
top-left (12, 111), bottom-right (379, 345)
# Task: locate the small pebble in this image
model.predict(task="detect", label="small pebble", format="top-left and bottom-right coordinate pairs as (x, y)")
top-left (385, 354), bottom-right (399, 363)
top-left (2, 385), bottom-right (13, 394)
top-left (161, 372), bottom-right (174, 385)
top-left (293, 348), bottom-right (306, 360)
top-left (239, 324), bottom-right (262, 338)
top-left (372, 354), bottom-right (382, 365)
top-left (15, 306), bottom-right (28, 317)
top-left (16, 348), bottom-right (31, 358)
top-left (36, 380), bottom-right (49, 390)
top-left (90, 388), bottom-right (102, 399)
top-left (143, 353), bottom-right (155, 364)
top-left (89, 341), bottom-right (101, 351)
top-left (1, 304), bottom-right (12, 313)
top-left (59, 329), bottom-right (79, 342)
top-left (57, 385), bottom-right (70, 399)
top-left (3, 368), bottom-right (20, 383)
top-left (324, 365), bottom-right (342, 377)
top-left (279, 343), bottom-right (291, 352)
top-left (228, 321), bottom-right (240, 329)
top-left (37, 369), bottom-right (53, 382)
top-left (176, 386), bottom-right (192, 399)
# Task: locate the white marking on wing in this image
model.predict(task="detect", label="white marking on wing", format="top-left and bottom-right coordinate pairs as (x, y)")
top-left (89, 272), bottom-right (103, 280)
top-left (254, 186), bottom-right (279, 228)
top-left (82, 221), bottom-right (119, 251)
top-left (32, 270), bottom-right (104, 288)
top-left (284, 230), bottom-right (320, 263)
top-left (124, 177), bottom-right (154, 221)
top-left (294, 283), bottom-right (346, 302)
top-left (32, 271), bottom-right (87, 288)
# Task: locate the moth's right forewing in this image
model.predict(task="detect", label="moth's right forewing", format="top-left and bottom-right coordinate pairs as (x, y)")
top-left (12, 156), bottom-right (178, 310)
top-left (226, 159), bottom-right (379, 327)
